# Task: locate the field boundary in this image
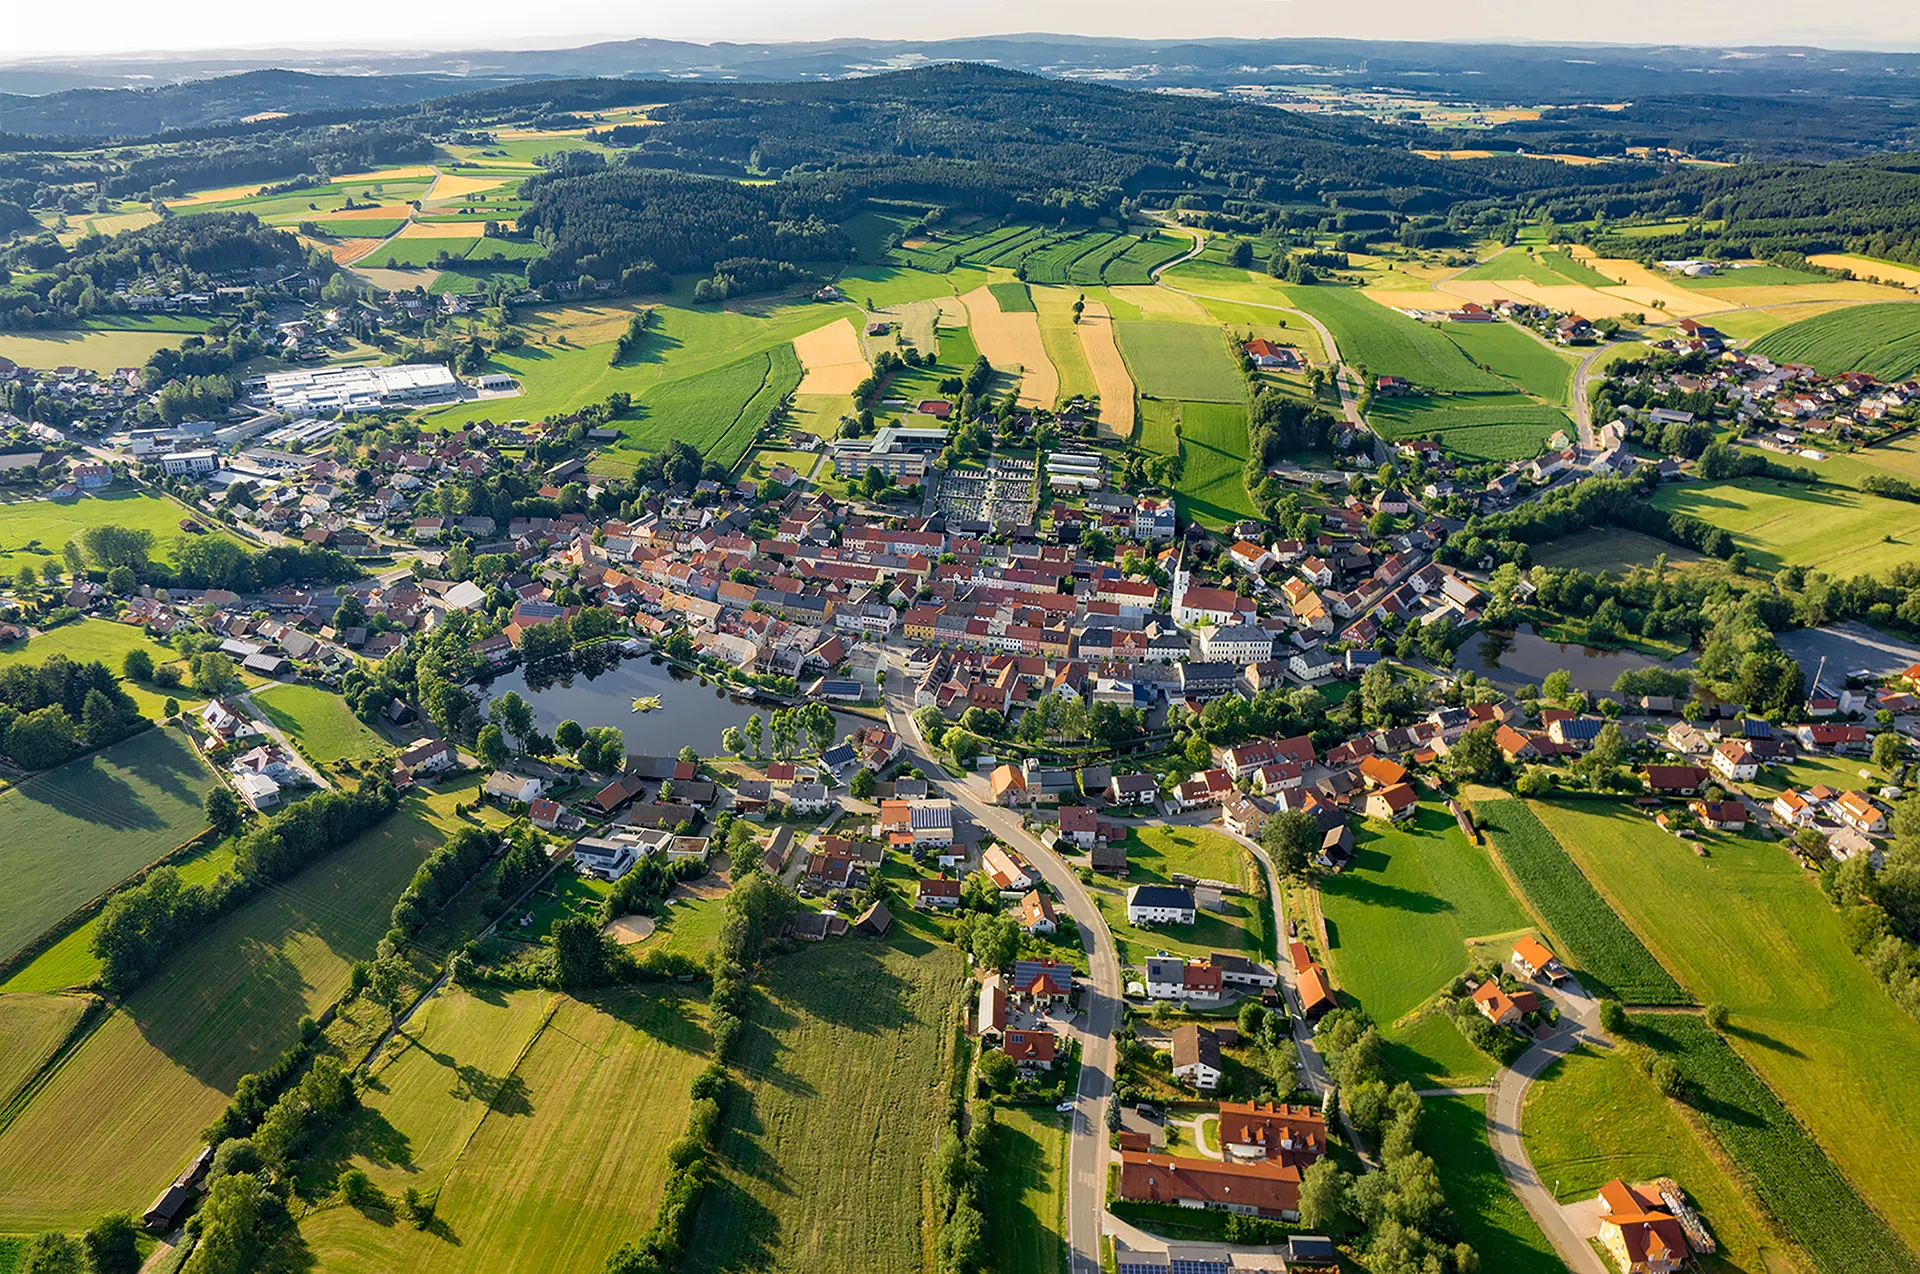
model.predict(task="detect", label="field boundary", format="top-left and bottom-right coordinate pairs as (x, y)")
top-left (0, 993), bottom-right (106, 1137)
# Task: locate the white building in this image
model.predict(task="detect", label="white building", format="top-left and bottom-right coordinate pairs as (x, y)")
top-left (1126, 883), bottom-right (1196, 925)
top-left (232, 771), bottom-right (280, 811)
top-left (160, 450), bottom-right (218, 475)
top-left (1200, 623), bottom-right (1275, 665)
top-left (255, 363), bottom-right (460, 414)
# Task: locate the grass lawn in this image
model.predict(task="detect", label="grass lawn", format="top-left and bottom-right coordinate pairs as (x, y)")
top-left (1166, 400), bottom-right (1258, 527)
top-left (1132, 825), bottom-right (1250, 886)
top-left (683, 936), bottom-right (965, 1274)
top-left (1317, 803), bottom-right (1529, 1025)
top-left (985, 1106), bottom-right (1070, 1274)
top-left (1381, 1009), bottom-right (1496, 1090)
top-left (1093, 825), bottom-right (1265, 966)
top-left (508, 870), bottom-right (611, 942)
top-left (0, 492), bottom-right (237, 570)
top-left (646, 892), bottom-right (728, 963)
top-left (0, 724), bottom-right (215, 966)
top-left (1366, 394), bottom-right (1570, 462)
top-left (1282, 286), bottom-right (1508, 393)
top-left (1748, 302), bottom-right (1920, 381)
top-left (1415, 1094), bottom-right (1564, 1274)
top-left (1523, 1040), bottom-right (1803, 1274)
top-left (1650, 476), bottom-right (1920, 577)
top-left (1113, 321), bottom-right (1246, 402)
top-left (288, 986), bottom-right (709, 1274)
top-left (1531, 799), bottom-right (1920, 1254)
top-left (0, 790), bottom-right (465, 1230)
top-left (253, 683), bottom-right (386, 768)
top-left (1439, 321), bottom-right (1579, 404)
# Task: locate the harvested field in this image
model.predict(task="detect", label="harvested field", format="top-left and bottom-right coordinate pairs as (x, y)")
top-left (897, 299), bottom-right (941, 354)
top-left (423, 170), bottom-right (516, 204)
top-left (1075, 301), bottom-right (1135, 438)
top-left (350, 265), bottom-right (439, 291)
top-left (793, 318), bottom-right (869, 395)
top-left (0, 330), bottom-right (192, 374)
top-left (1809, 253), bottom-right (1920, 290)
top-left (0, 992), bottom-right (91, 1113)
top-left (961, 285), bottom-right (1058, 408)
top-left (394, 219), bottom-right (490, 240)
top-left (329, 237), bottom-right (384, 264)
top-left (1433, 279), bottom-right (1675, 323)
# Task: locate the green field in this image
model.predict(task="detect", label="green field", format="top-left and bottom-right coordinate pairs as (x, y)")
top-left (0, 991), bottom-right (91, 1112)
top-left (1523, 1040), bottom-right (1802, 1274)
top-left (842, 211), bottom-right (915, 264)
top-left (1092, 823), bottom-right (1265, 963)
top-left (1283, 287), bottom-right (1508, 392)
top-left (1023, 232), bottom-right (1119, 285)
top-left (1380, 1010), bottom-right (1495, 1090)
top-left (606, 346), bottom-right (792, 466)
top-left (985, 1106), bottom-right (1070, 1274)
top-left (1319, 803), bottom-right (1529, 1025)
top-left (1630, 1014), bottom-right (1920, 1274)
top-left (1367, 395), bottom-right (1570, 462)
top-left (1650, 477), bottom-right (1920, 575)
top-left (0, 792), bottom-right (459, 1229)
top-left (0, 724), bottom-right (215, 966)
top-left (254, 683), bottom-right (387, 768)
top-left (988, 281), bottom-right (1035, 313)
top-left (1439, 321), bottom-right (1579, 403)
top-left (1166, 400), bottom-right (1258, 527)
top-left (1113, 321), bottom-right (1246, 402)
top-left (1748, 303), bottom-right (1920, 380)
top-left (721, 344), bottom-right (805, 470)
top-left (1472, 799), bottom-right (1687, 1005)
top-left (1528, 528), bottom-right (1705, 574)
top-left (291, 986), bottom-right (709, 1274)
top-left (1415, 1094), bottom-right (1563, 1274)
top-left (1457, 246), bottom-right (1612, 288)
top-left (1532, 799), bottom-right (1920, 1254)
top-left (179, 176), bottom-right (436, 225)
top-left (1103, 232), bottom-right (1192, 285)
top-left (0, 492), bottom-right (237, 569)
top-left (684, 938), bottom-right (965, 1274)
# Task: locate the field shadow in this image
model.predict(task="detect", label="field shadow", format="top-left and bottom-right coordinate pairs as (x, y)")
top-left (678, 1169), bottom-right (784, 1274)
top-left (1723, 1020), bottom-right (1806, 1059)
top-left (9, 752), bottom-right (172, 833)
top-left (112, 727), bottom-right (210, 809)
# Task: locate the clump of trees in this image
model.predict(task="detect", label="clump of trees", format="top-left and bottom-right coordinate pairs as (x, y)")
top-left (0, 654), bottom-right (144, 770)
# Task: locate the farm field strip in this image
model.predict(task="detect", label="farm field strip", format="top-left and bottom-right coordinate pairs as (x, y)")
top-left (1283, 286), bottom-right (1509, 392)
top-left (1366, 396), bottom-right (1571, 462)
top-left (1650, 477), bottom-right (1920, 576)
top-left (1438, 320), bottom-right (1579, 404)
top-left (1748, 302), bottom-right (1920, 380)
top-left (962, 286), bottom-right (1059, 409)
top-left (1073, 300), bottom-right (1134, 437)
top-left (1112, 320), bottom-right (1246, 403)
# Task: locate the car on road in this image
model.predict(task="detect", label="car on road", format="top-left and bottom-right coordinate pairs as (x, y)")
top-left (1056, 1100), bottom-right (1076, 1113)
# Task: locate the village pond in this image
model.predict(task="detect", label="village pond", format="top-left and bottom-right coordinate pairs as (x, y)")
top-left (471, 648), bottom-right (863, 754)
top-left (1454, 625), bottom-right (1693, 697)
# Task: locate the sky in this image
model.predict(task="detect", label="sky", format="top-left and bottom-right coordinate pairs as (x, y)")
top-left (7, 0), bottom-right (1920, 58)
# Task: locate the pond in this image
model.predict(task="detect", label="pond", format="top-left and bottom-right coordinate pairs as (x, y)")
top-left (1454, 625), bottom-right (1693, 697)
top-left (471, 647), bottom-right (864, 755)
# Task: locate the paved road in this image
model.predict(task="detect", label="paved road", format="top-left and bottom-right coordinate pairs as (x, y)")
top-left (1486, 979), bottom-right (1611, 1274)
top-left (881, 650), bottom-right (1120, 1274)
top-left (1569, 342), bottom-right (1619, 449)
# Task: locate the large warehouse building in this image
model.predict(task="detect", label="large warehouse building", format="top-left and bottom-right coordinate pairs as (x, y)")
top-left (251, 364), bottom-right (460, 414)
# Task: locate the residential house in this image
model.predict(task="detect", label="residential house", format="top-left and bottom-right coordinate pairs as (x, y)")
top-left (1145, 956), bottom-right (1224, 1003)
top-left (917, 876), bottom-right (963, 909)
top-left (1643, 765), bottom-right (1710, 797)
top-left (1171, 1025), bottom-right (1224, 1090)
top-left (1018, 890), bottom-right (1059, 935)
top-left (1127, 883), bottom-right (1197, 925)
top-left (1470, 980), bottom-right (1540, 1026)
top-left (1002, 1028), bottom-right (1058, 1073)
top-left (1510, 935), bottom-right (1568, 984)
top-left (982, 845), bottom-right (1036, 892)
top-left (1364, 783), bottom-right (1418, 823)
top-left (1596, 1179), bottom-right (1692, 1274)
top-left (1117, 1152), bottom-right (1302, 1220)
top-left (1711, 740), bottom-right (1758, 782)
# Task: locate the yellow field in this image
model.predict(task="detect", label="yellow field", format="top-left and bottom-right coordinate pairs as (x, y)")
top-left (1110, 285), bottom-right (1213, 319)
top-left (163, 182), bottom-right (265, 208)
top-left (519, 301), bottom-right (651, 348)
top-left (793, 318), bottom-right (869, 395)
top-left (1683, 281), bottom-right (1914, 308)
top-left (331, 238), bottom-right (386, 264)
top-left (81, 210), bottom-right (159, 237)
top-left (497, 127), bottom-right (592, 140)
top-left (350, 265), bottom-right (439, 292)
top-left (424, 171), bottom-right (516, 204)
top-left (1414, 149), bottom-right (1608, 165)
top-left (1075, 301), bottom-right (1135, 439)
top-left (321, 204), bottom-right (416, 222)
top-left (961, 286), bottom-right (1058, 408)
top-left (1809, 254), bottom-right (1920, 290)
top-left (0, 330), bottom-right (190, 374)
top-left (394, 220), bottom-right (489, 240)
top-left (1434, 278), bottom-right (1687, 322)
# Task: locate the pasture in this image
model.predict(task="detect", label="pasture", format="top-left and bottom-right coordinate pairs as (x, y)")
top-left (253, 683), bottom-right (387, 768)
top-left (1317, 803), bottom-right (1529, 1025)
top-left (1630, 1014), bottom-right (1920, 1274)
top-left (1524, 1040), bottom-right (1803, 1274)
top-left (1415, 1095), bottom-right (1564, 1274)
top-left (0, 792), bottom-right (460, 1229)
top-left (1748, 303), bottom-right (1920, 381)
top-left (0, 491), bottom-right (232, 569)
top-left (1649, 477), bottom-right (1920, 576)
top-left (1366, 395), bottom-right (1570, 461)
top-left (607, 344), bottom-right (801, 469)
top-left (1533, 799), bottom-right (1920, 1253)
top-left (0, 724), bottom-right (214, 967)
top-left (985, 1107), bottom-right (1070, 1274)
top-left (0, 329), bottom-right (191, 374)
top-left (1457, 246), bottom-right (1614, 288)
top-left (1113, 321), bottom-right (1245, 402)
top-left (1168, 401), bottom-right (1257, 527)
top-left (1471, 799), bottom-right (1686, 1004)
top-left (1439, 321), bottom-right (1579, 403)
top-left (291, 987), bottom-right (709, 1274)
top-left (1283, 286), bottom-right (1508, 392)
top-left (1529, 528), bottom-right (1705, 573)
top-left (684, 939), bottom-right (966, 1274)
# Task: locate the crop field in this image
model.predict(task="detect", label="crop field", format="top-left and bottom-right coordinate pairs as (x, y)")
top-left (610, 351), bottom-right (773, 460)
top-left (1415, 1095), bottom-right (1564, 1274)
top-left (1747, 303), bottom-right (1920, 380)
top-left (971, 226), bottom-right (1048, 267)
top-left (1283, 286), bottom-right (1508, 392)
top-left (292, 987), bottom-right (709, 1274)
top-left (0, 724), bottom-right (214, 966)
top-left (1808, 253), bottom-right (1920, 290)
top-left (178, 175), bottom-right (435, 225)
top-left (684, 938), bottom-right (965, 1274)
top-left (1074, 300), bottom-right (1135, 437)
top-left (0, 792), bottom-right (459, 1229)
top-left (0, 991), bottom-right (91, 1113)
top-left (1458, 247), bottom-right (1613, 288)
top-left (1438, 321), bottom-right (1579, 403)
top-left (1524, 1040), bottom-right (1800, 1274)
top-left (1113, 321), bottom-right (1245, 402)
top-left (1022, 232), bottom-right (1118, 285)
top-left (1471, 799), bottom-right (1687, 1004)
top-left (0, 491), bottom-right (234, 569)
top-left (1102, 232), bottom-right (1192, 285)
top-left (1366, 395), bottom-right (1570, 461)
top-left (962, 287), bottom-right (1058, 409)
top-left (1067, 234), bottom-right (1137, 285)
top-left (1673, 264), bottom-right (1831, 289)
top-left (254, 683), bottom-right (387, 768)
top-left (986, 1107), bottom-right (1069, 1274)
top-left (1318, 803), bottom-right (1529, 1024)
top-left (1631, 1014), bottom-right (1920, 1274)
top-left (1650, 477), bottom-right (1920, 576)
top-left (988, 280), bottom-right (1035, 312)
top-left (0, 329), bottom-right (196, 374)
top-left (1532, 799), bottom-right (1920, 1252)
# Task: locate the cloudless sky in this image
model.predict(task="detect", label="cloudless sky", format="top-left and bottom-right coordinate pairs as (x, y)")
top-left (7, 0), bottom-right (1920, 58)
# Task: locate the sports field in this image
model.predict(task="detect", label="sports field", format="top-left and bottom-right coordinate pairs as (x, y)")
top-left (1367, 395), bottom-right (1570, 461)
top-left (0, 792), bottom-right (460, 1229)
top-left (1523, 1041), bottom-right (1802, 1274)
top-left (1318, 803), bottom-right (1529, 1026)
top-left (1748, 303), bottom-right (1920, 381)
top-left (254, 683), bottom-right (387, 768)
top-left (0, 724), bottom-right (214, 966)
top-left (1284, 286), bottom-right (1509, 392)
top-left (1650, 477), bottom-right (1920, 575)
top-left (1113, 321), bottom-right (1246, 402)
top-left (292, 987), bottom-right (709, 1274)
top-left (1531, 799), bottom-right (1920, 1253)
top-left (1438, 321), bottom-right (1578, 403)
top-left (684, 938), bottom-right (965, 1274)
top-left (0, 491), bottom-right (234, 569)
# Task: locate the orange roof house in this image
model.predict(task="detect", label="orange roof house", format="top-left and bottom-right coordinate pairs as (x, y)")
top-left (1596, 1179), bottom-right (1691, 1274)
top-left (1118, 1151), bottom-right (1303, 1219)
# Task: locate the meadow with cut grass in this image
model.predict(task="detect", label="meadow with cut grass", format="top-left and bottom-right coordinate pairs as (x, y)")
top-left (1650, 476), bottom-right (1920, 575)
top-left (0, 491), bottom-right (237, 569)
top-left (1748, 302), bottom-right (1920, 380)
top-left (254, 682), bottom-right (388, 768)
top-left (1531, 798), bottom-right (1920, 1254)
top-left (1367, 395), bottom-right (1570, 461)
top-left (1113, 321), bottom-right (1245, 402)
top-left (1284, 286), bottom-right (1508, 392)
top-left (683, 938), bottom-right (965, 1274)
top-left (1415, 1094), bottom-right (1564, 1274)
top-left (1439, 320), bottom-right (1578, 403)
top-left (0, 724), bottom-right (214, 967)
top-left (985, 1107), bottom-right (1070, 1274)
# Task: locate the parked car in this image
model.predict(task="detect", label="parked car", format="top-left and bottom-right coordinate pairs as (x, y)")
top-left (1055, 1100), bottom-right (1075, 1113)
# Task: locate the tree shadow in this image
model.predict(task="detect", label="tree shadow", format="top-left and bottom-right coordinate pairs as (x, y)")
top-left (1723, 1020), bottom-right (1805, 1059)
top-left (678, 1170), bottom-right (784, 1274)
